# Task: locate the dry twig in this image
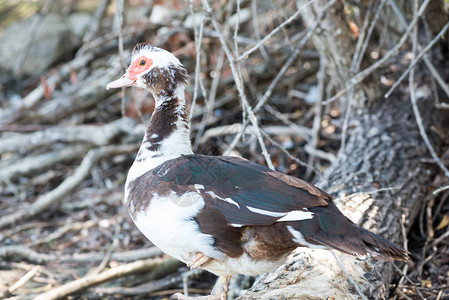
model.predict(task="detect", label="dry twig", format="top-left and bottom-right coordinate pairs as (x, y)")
top-left (408, 11), bottom-right (449, 179)
top-left (0, 145), bottom-right (137, 229)
top-left (225, 0), bottom-right (336, 156)
top-left (201, 0), bottom-right (275, 169)
top-left (32, 257), bottom-right (166, 300)
top-left (384, 21), bottom-right (449, 99)
top-left (386, 0), bottom-right (449, 104)
top-left (323, 0), bottom-right (432, 104)
top-left (235, 0), bottom-right (318, 62)
top-left (0, 245), bottom-right (163, 264)
top-left (0, 266), bottom-right (41, 299)
top-left (0, 118), bottom-right (136, 154)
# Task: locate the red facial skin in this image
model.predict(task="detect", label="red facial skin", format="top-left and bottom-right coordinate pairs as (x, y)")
top-left (126, 56), bottom-right (153, 80)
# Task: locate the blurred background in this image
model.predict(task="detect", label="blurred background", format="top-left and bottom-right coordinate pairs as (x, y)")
top-left (0, 0), bottom-right (448, 299)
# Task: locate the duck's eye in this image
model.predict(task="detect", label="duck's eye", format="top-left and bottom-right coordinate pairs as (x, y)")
top-left (139, 60), bottom-right (146, 66)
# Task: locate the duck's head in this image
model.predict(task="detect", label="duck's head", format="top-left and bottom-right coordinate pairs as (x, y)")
top-left (106, 43), bottom-right (188, 98)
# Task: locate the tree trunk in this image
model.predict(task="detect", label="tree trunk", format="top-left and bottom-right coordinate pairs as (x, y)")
top-left (239, 92), bottom-right (437, 300)
top-left (239, 0), bottom-right (447, 299)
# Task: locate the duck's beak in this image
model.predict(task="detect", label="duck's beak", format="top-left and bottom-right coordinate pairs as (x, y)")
top-left (106, 73), bottom-right (136, 90)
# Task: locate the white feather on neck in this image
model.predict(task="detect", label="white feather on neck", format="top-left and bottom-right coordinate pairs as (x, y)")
top-left (124, 85), bottom-right (193, 204)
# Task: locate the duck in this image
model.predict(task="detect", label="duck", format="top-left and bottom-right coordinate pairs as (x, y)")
top-left (106, 43), bottom-right (408, 300)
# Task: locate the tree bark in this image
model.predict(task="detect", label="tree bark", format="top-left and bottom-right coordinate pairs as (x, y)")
top-left (239, 0), bottom-right (447, 299)
top-left (239, 92), bottom-right (437, 300)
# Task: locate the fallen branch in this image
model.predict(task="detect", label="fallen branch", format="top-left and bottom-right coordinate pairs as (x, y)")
top-left (29, 67), bottom-right (124, 124)
top-left (0, 265), bottom-right (41, 299)
top-left (29, 220), bottom-right (97, 246)
top-left (70, 247), bottom-right (164, 263)
top-left (0, 145), bottom-right (88, 180)
top-left (60, 189), bottom-right (123, 210)
top-left (200, 123), bottom-right (311, 145)
top-left (32, 257), bottom-right (166, 300)
top-left (92, 257), bottom-right (185, 296)
top-left (0, 144), bottom-right (137, 230)
top-left (433, 184), bottom-right (449, 195)
top-left (0, 51), bottom-right (96, 127)
top-left (0, 118), bottom-right (137, 154)
top-left (0, 245), bottom-right (164, 264)
top-left (93, 271), bottom-right (183, 296)
top-left (305, 56), bottom-right (326, 178)
top-left (0, 246), bottom-right (54, 264)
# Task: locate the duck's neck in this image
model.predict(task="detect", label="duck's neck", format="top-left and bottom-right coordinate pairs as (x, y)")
top-left (128, 85), bottom-right (193, 181)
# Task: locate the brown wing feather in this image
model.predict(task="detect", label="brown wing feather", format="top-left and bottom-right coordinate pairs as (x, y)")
top-left (265, 171), bottom-right (332, 200)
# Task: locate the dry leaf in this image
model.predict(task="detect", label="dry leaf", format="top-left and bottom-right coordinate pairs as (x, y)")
top-left (421, 279), bottom-right (432, 288)
top-left (436, 213), bottom-right (449, 230)
top-left (41, 76), bottom-right (51, 99)
top-left (349, 21), bottom-right (359, 37)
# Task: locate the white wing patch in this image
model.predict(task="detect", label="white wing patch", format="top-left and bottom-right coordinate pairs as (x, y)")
top-left (287, 226), bottom-right (328, 249)
top-left (246, 206), bottom-right (314, 222)
top-left (194, 184), bottom-right (205, 192)
top-left (277, 210), bottom-right (314, 222)
top-left (246, 206), bottom-right (286, 217)
top-left (206, 191), bottom-right (240, 209)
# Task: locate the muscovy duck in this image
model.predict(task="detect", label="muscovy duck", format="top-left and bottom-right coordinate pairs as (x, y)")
top-left (106, 43), bottom-right (408, 300)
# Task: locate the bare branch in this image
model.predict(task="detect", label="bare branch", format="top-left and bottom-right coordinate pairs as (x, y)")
top-left (0, 245), bottom-right (163, 264)
top-left (114, 0), bottom-right (126, 116)
top-left (323, 0), bottom-right (432, 105)
top-left (385, 0), bottom-right (449, 106)
top-left (201, 0), bottom-right (274, 169)
top-left (0, 145), bottom-right (88, 180)
top-left (225, 0), bottom-right (336, 155)
top-left (82, 0), bottom-right (110, 43)
top-left (351, 0), bottom-right (387, 73)
top-left (32, 257), bottom-right (166, 300)
top-left (188, 1), bottom-right (205, 122)
top-left (0, 118), bottom-right (136, 154)
top-left (408, 7), bottom-right (449, 178)
top-left (250, 0), bottom-right (269, 60)
top-left (261, 130), bottom-right (323, 178)
top-left (235, 0), bottom-right (318, 62)
top-left (433, 184), bottom-right (449, 195)
top-left (330, 250), bottom-right (367, 300)
top-left (384, 21), bottom-right (449, 98)
top-left (306, 57), bottom-right (326, 178)
top-left (193, 49), bottom-right (225, 150)
top-left (0, 266), bottom-right (41, 298)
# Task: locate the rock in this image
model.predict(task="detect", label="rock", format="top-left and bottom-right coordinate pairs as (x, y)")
top-left (67, 13), bottom-right (91, 43)
top-left (149, 5), bottom-right (173, 25)
top-left (0, 13), bottom-right (90, 77)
